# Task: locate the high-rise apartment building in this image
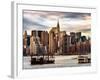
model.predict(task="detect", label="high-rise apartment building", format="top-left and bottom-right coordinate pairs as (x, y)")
top-left (23, 31), bottom-right (27, 56)
top-left (49, 20), bottom-right (60, 55)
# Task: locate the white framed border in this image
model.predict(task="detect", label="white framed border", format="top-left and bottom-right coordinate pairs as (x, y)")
top-left (11, 1), bottom-right (97, 78)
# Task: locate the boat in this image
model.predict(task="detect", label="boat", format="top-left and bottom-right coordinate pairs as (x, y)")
top-left (78, 55), bottom-right (91, 63)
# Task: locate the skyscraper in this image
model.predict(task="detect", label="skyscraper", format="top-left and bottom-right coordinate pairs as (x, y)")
top-left (66, 35), bottom-right (71, 54)
top-left (49, 31), bottom-right (55, 54)
top-left (59, 31), bottom-right (66, 54)
top-left (30, 33), bottom-right (36, 55)
top-left (41, 31), bottom-right (49, 46)
top-left (23, 31), bottom-right (27, 56)
top-left (23, 31), bottom-right (27, 49)
top-left (76, 32), bottom-right (81, 42)
top-left (70, 32), bottom-right (76, 45)
top-left (49, 20), bottom-right (60, 55)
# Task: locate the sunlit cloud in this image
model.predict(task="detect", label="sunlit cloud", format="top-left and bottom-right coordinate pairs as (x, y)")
top-left (23, 10), bottom-right (91, 36)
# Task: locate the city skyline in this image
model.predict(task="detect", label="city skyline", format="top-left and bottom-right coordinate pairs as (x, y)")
top-left (23, 10), bottom-right (91, 37)
top-left (23, 11), bottom-right (91, 68)
top-left (23, 20), bottom-right (91, 56)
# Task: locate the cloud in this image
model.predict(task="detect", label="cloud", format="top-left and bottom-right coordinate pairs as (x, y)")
top-left (61, 12), bottom-right (91, 20)
top-left (23, 10), bottom-right (91, 35)
top-left (23, 17), bottom-right (49, 31)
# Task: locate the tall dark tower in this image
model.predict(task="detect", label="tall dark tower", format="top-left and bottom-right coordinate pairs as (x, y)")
top-left (57, 19), bottom-right (60, 32)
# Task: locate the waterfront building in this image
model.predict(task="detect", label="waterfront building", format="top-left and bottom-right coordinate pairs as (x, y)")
top-left (23, 31), bottom-right (27, 56)
top-left (49, 20), bottom-right (60, 55)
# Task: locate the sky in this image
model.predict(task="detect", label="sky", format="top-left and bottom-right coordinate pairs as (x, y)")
top-left (23, 10), bottom-right (91, 36)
